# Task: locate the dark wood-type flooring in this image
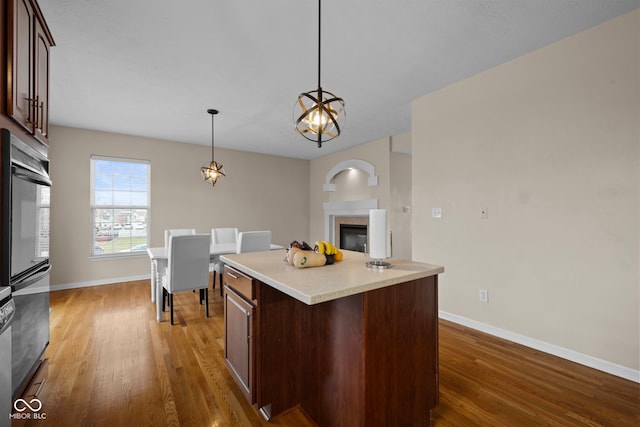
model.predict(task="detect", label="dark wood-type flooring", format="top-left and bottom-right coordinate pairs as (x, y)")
top-left (20, 279), bottom-right (639, 426)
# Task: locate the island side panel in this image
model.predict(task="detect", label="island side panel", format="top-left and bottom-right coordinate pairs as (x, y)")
top-left (251, 267), bottom-right (440, 425)
top-left (363, 275), bottom-right (439, 427)
top-left (302, 293), bottom-right (366, 427)
top-left (256, 281), bottom-right (304, 418)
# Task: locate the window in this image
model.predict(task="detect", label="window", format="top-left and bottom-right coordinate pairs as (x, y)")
top-left (90, 156), bottom-right (150, 257)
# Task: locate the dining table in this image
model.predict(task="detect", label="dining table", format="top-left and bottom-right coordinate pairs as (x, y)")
top-left (146, 242), bottom-right (285, 322)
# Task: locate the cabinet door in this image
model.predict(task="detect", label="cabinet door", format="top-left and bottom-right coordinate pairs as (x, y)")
top-left (33, 15), bottom-right (51, 144)
top-left (7, 0), bottom-right (35, 132)
top-left (224, 287), bottom-right (255, 403)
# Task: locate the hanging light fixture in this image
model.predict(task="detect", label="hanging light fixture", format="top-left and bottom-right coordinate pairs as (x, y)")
top-left (201, 108), bottom-right (225, 186)
top-left (294, 0), bottom-right (345, 148)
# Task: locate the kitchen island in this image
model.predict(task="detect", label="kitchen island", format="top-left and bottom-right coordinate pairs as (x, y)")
top-left (220, 249), bottom-right (444, 427)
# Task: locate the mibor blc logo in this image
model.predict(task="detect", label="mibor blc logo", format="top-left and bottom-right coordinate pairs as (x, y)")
top-left (10, 398), bottom-right (47, 420)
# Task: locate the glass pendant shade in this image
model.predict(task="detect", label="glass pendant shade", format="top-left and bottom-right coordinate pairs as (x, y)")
top-left (201, 108), bottom-right (225, 187)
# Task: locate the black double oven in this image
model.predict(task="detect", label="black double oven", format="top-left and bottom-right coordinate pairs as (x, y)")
top-left (1, 129), bottom-right (51, 399)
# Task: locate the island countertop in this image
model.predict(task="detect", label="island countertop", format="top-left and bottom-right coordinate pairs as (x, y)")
top-left (220, 249), bottom-right (444, 305)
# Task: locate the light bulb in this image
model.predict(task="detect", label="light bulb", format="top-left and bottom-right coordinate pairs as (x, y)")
top-left (306, 108), bottom-right (329, 133)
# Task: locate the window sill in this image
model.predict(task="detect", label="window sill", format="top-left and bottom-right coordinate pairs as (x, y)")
top-left (89, 251), bottom-right (148, 261)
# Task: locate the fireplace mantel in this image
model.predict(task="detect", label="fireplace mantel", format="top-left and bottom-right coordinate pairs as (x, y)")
top-left (323, 199), bottom-right (378, 243)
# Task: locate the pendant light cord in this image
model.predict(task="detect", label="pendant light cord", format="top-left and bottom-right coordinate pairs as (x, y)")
top-left (211, 113), bottom-right (215, 162)
top-left (317, 0), bottom-right (322, 90)
top-left (317, 0), bottom-right (323, 146)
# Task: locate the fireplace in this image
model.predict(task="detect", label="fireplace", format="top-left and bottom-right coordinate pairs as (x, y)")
top-left (323, 199), bottom-right (377, 250)
top-left (340, 224), bottom-right (367, 253)
top-left (333, 215), bottom-right (369, 253)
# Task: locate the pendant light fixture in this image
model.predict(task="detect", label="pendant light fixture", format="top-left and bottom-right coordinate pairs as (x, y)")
top-left (201, 108), bottom-right (225, 186)
top-left (294, 0), bottom-right (345, 148)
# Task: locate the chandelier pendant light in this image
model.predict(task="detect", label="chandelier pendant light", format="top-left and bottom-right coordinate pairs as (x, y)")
top-left (294, 0), bottom-right (345, 148)
top-left (201, 108), bottom-right (225, 186)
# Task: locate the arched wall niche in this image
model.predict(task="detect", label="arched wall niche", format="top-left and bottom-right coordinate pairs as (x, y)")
top-left (322, 159), bottom-right (379, 192)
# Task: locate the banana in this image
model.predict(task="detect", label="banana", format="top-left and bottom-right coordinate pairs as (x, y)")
top-left (328, 242), bottom-right (337, 255)
top-left (313, 240), bottom-right (340, 256)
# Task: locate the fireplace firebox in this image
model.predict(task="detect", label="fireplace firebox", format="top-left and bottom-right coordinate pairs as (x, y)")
top-left (340, 224), bottom-right (367, 253)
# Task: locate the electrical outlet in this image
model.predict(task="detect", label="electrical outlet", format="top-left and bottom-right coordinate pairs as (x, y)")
top-left (480, 207), bottom-right (488, 219)
top-left (479, 289), bottom-right (489, 303)
top-left (432, 208), bottom-right (442, 219)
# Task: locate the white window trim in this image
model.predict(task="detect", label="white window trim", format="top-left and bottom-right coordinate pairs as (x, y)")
top-left (89, 155), bottom-right (151, 259)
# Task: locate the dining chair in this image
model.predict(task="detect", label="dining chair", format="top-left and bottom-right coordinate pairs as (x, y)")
top-left (211, 228), bottom-right (239, 296)
top-left (164, 228), bottom-right (196, 247)
top-left (212, 227), bottom-right (239, 245)
top-left (161, 234), bottom-right (210, 325)
top-left (148, 229), bottom-right (197, 305)
top-left (237, 231), bottom-right (272, 253)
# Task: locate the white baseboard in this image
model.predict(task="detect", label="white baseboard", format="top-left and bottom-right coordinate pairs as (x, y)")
top-left (439, 311), bottom-right (640, 384)
top-left (51, 274), bottom-right (151, 292)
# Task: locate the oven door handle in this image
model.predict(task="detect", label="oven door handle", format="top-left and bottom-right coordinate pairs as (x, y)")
top-left (12, 164), bottom-right (52, 187)
top-left (12, 264), bottom-right (52, 293)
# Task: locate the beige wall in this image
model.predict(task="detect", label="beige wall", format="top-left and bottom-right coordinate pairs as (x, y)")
top-left (390, 151), bottom-right (412, 260)
top-left (390, 131), bottom-right (413, 259)
top-left (48, 126), bottom-right (309, 286)
top-left (308, 136), bottom-right (412, 259)
top-left (309, 138), bottom-right (390, 241)
top-left (412, 10), bottom-right (639, 371)
top-left (309, 137), bottom-right (391, 242)
top-left (391, 131), bottom-right (411, 154)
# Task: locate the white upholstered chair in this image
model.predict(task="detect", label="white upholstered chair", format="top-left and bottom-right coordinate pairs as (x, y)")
top-left (149, 229), bottom-right (196, 304)
top-left (237, 231), bottom-right (271, 253)
top-left (211, 228), bottom-right (239, 296)
top-left (161, 234), bottom-right (210, 325)
top-left (164, 228), bottom-right (196, 247)
top-left (212, 227), bottom-right (239, 245)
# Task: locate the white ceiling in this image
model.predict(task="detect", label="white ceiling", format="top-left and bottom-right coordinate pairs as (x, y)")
top-left (38, 0), bottom-right (638, 160)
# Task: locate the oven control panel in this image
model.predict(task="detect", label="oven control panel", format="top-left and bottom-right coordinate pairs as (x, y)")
top-left (0, 299), bottom-right (16, 334)
top-left (0, 292), bottom-right (15, 333)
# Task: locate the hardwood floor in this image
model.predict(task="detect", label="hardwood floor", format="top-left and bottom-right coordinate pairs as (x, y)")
top-left (22, 279), bottom-right (639, 427)
top-left (433, 321), bottom-right (639, 426)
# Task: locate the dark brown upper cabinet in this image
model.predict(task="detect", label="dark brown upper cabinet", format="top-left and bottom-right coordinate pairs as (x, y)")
top-left (6, 0), bottom-right (54, 145)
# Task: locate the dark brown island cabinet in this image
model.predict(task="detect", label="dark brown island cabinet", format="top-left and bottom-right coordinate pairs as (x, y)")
top-left (222, 250), bottom-right (444, 427)
top-left (223, 267), bottom-right (257, 403)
